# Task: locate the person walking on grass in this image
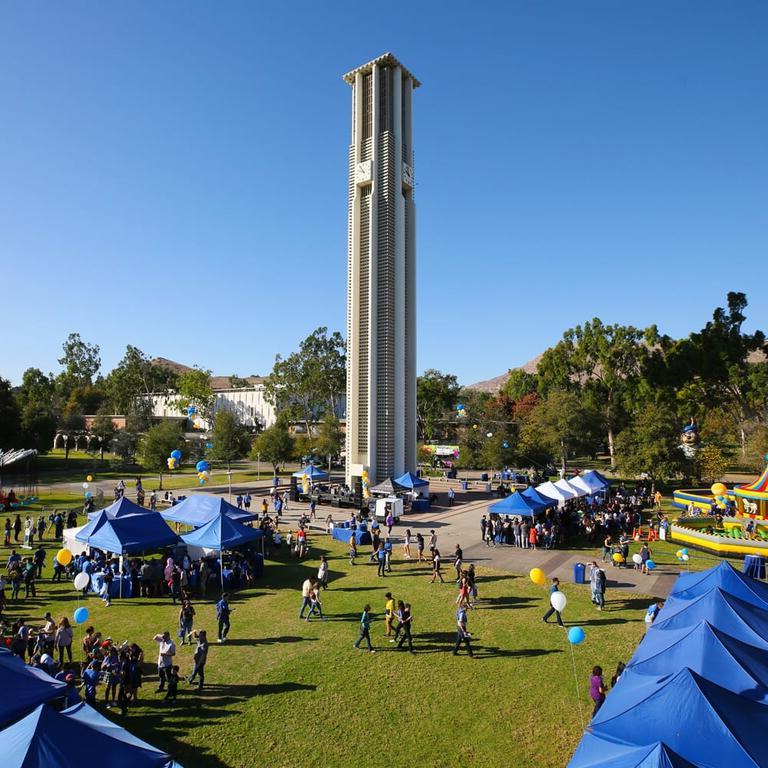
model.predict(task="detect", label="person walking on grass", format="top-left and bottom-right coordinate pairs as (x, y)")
top-left (299, 578), bottom-right (314, 619)
top-left (403, 529), bottom-right (412, 560)
top-left (306, 582), bottom-right (325, 621)
top-left (377, 546), bottom-right (387, 578)
top-left (216, 593), bottom-right (232, 643)
top-left (542, 577), bottom-right (565, 627)
top-left (317, 555), bottom-right (329, 590)
top-left (153, 631), bottom-right (176, 692)
top-left (590, 665), bottom-right (607, 717)
top-left (353, 604), bottom-right (375, 653)
top-left (187, 630), bottom-right (209, 691)
top-left (397, 603), bottom-right (414, 653)
top-left (454, 544), bottom-right (463, 582)
top-left (384, 592), bottom-right (396, 638)
top-left (430, 548), bottom-right (444, 583)
top-left (349, 536), bottom-right (357, 565)
top-left (589, 562), bottom-right (606, 611)
top-left (452, 604), bottom-right (474, 657)
top-left (416, 532), bottom-right (426, 563)
top-left (178, 600), bottom-right (196, 644)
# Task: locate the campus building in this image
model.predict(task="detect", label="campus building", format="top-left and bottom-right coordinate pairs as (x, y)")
top-left (343, 53), bottom-right (418, 486)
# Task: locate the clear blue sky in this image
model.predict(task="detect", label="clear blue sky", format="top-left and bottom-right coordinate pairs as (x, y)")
top-left (2, 2), bottom-right (766, 387)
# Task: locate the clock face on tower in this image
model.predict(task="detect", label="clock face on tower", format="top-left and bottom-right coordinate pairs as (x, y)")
top-left (402, 162), bottom-right (414, 190)
top-left (355, 161), bottom-right (372, 186)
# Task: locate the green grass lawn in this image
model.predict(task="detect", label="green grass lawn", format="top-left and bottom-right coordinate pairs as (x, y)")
top-left (2, 537), bottom-right (652, 768)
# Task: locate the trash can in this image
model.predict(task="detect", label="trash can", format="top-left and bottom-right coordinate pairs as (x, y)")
top-left (484, 483), bottom-right (492, 493)
top-left (573, 562), bottom-right (586, 584)
top-left (743, 555), bottom-right (766, 579)
top-left (461, 481), bottom-right (468, 491)
top-left (480, 473), bottom-right (489, 482)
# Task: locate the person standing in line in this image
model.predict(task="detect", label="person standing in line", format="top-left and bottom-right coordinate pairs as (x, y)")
top-left (590, 666), bottom-right (607, 717)
top-left (216, 593), bottom-right (233, 643)
top-left (542, 577), bottom-right (565, 626)
top-left (430, 548), bottom-right (444, 583)
top-left (353, 604), bottom-right (375, 653)
top-left (452, 604), bottom-right (474, 657)
top-left (416, 532), bottom-right (426, 562)
top-left (384, 592), bottom-right (396, 638)
top-left (403, 529), bottom-right (412, 560)
top-left (397, 603), bottom-right (414, 653)
top-left (187, 630), bottom-right (209, 691)
top-left (317, 555), bottom-right (329, 590)
top-left (299, 578), bottom-right (314, 619)
top-left (153, 631), bottom-right (176, 692)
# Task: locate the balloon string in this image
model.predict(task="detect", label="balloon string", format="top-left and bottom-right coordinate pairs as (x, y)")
top-left (567, 628), bottom-right (586, 732)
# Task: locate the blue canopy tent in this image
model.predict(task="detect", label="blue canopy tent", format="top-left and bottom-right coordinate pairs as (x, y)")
top-left (488, 491), bottom-right (548, 517)
top-left (87, 496), bottom-right (147, 520)
top-left (0, 652), bottom-right (66, 727)
top-left (2, 703), bottom-right (182, 768)
top-left (577, 469), bottom-right (611, 493)
top-left (648, 587), bottom-right (768, 644)
top-left (625, 621), bottom-right (768, 702)
top-left (75, 512), bottom-right (179, 555)
top-left (589, 668), bottom-right (768, 767)
top-left (159, 494), bottom-right (258, 527)
top-left (292, 464), bottom-right (329, 481)
top-left (568, 734), bottom-right (697, 768)
top-left (520, 485), bottom-right (558, 508)
top-left (181, 513), bottom-right (263, 591)
top-left (394, 472), bottom-right (429, 489)
top-left (668, 561), bottom-right (768, 608)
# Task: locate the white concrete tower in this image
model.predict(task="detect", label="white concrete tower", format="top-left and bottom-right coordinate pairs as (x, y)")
top-left (343, 53), bottom-right (418, 486)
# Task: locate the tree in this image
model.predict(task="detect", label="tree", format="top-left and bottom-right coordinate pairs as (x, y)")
top-left (137, 421), bottom-right (185, 489)
top-left (174, 368), bottom-right (216, 425)
top-left (0, 377), bottom-right (21, 449)
top-left (57, 333), bottom-right (101, 390)
top-left (744, 426), bottom-right (768, 472)
top-left (90, 413), bottom-right (117, 461)
top-left (417, 369), bottom-right (460, 442)
top-left (208, 411), bottom-right (252, 472)
top-left (538, 319), bottom-right (652, 469)
top-left (104, 345), bottom-right (178, 415)
top-left (315, 412), bottom-right (344, 472)
top-left (264, 327), bottom-right (346, 438)
top-left (501, 369), bottom-right (538, 403)
top-left (111, 429), bottom-right (138, 464)
top-left (228, 374), bottom-right (249, 389)
top-left (615, 404), bottom-right (689, 483)
top-left (16, 368), bottom-right (58, 450)
top-left (251, 418), bottom-right (294, 475)
top-left (519, 390), bottom-right (602, 475)
top-left (696, 444), bottom-right (729, 484)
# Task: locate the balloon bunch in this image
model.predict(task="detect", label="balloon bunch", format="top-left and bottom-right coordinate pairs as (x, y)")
top-left (676, 548), bottom-right (690, 563)
top-left (529, 567), bottom-right (585, 645)
top-left (456, 403), bottom-right (466, 418)
top-left (186, 406), bottom-right (197, 417)
top-left (301, 474), bottom-right (311, 495)
top-left (196, 460), bottom-right (211, 485)
top-left (167, 449), bottom-right (182, 470)
top-left (361, 470), bottom-right (370, 500)
top-left (711, 483), bottom-right (728, 509)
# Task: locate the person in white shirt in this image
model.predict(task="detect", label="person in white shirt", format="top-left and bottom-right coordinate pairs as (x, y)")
top-left (153, 631), bottom-right (176, 693)
top-left (298, 578), bottom-right (313, 619)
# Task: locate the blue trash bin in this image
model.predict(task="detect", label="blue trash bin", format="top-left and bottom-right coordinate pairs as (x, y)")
top-left (461, 481), bottom-right (468, 491)
top-left (573, 562), bottom-right (586, 584)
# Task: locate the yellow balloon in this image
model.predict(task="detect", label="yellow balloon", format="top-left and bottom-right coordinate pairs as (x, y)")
top-left (86, 475), bottom-right (93, 482)
top-left (612, 552), bottom-right (623, 563)
top-left (711, 483), bottom-right (727, 497)
top-left (529, 567), bottom-right (546, 586)
top-left (56, 548), bottom-right (73, 566)
top-left (676, 550), bottom-right (683, 558)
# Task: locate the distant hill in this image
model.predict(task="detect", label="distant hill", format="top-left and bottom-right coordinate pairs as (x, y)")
top-left (149, 358), bottom-right (264, 391)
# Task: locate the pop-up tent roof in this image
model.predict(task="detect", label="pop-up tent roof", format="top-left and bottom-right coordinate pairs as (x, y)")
top-left (536, 481), bottom-right (575, 501)
top-left (75, 511), bottom-right (179, 554)
top-left (489, 491), bottom-right (549, 517)
top-left (648, 587), bottom-right (768, 647)
top-left (590, 668), bottom-right (768, 767)
top-left (0, 651), bottom-right (66, 727)
top-left (370, 477), bottom-right (406, 495)
top-left (180, 513), bottom-right (262, 551)
top-left (521, 485), bottom-right (558, 507)
top-left (626, 621), bottom-right (768, 702)
top-left (568, 734), bottom-right (697, 768)
top-left (87, 496), bottom-right (147, 520)
top-left (579, 469), bottom-right (611, 491)
top-left (669, 561), bottom-right (768, 608)
top-left (2, 703), bottom-right (182, 768)
top-left (292, 464), bottom-right (329, 480)
top-left (160, 494), bottom-right (258, 527)
top-left (394, 472), bottom-right (429, 489)
top-left (555, 478), bottom-right (587, 497)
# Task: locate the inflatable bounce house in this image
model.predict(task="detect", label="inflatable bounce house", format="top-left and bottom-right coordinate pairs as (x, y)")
top-left (671, 454), bottom-right (768, 556)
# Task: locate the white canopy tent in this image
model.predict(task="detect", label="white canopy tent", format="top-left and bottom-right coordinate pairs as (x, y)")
top-left (63, 525), bottom-right (89, 555)
top-left (536, 481), bottom-right (576, 502)
top-left (554, 478), bottom-right (588, 498)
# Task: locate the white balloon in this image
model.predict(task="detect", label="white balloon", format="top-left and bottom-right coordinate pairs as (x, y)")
top-left (74, 572), bottom-right (90, 591)
top-left (682, 554), bottom-right (690, 561)
top-left (632, 554), bottom-right (643, 565)
top-left (550, 591), bottom-right (567, 612)
top-left (82, 482), bottom-right (89, 489)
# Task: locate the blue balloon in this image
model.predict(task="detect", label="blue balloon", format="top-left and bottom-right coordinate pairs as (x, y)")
top-left (502, 441), bottom-right (510, 449)
top-left (568, 626), bottom-right (585, 645)
top-left (73, 607), bottom-right (89, 624)
top-left (84, 492), bottom-right (92, 499)
top-left (196, 460), bottom-right (210, 472)
top-left (206, 442), bottom-right (214, 449)
top-left (187, 406), bottom-right (197, 416)
top-left (646, 559), bottom-right (656, 571)
top-left (680, 548), bottom-right (688, 556)
top-left (170, 449), bottom-right (182, 461)
top-left (456, 404), bottom-right (464, 411)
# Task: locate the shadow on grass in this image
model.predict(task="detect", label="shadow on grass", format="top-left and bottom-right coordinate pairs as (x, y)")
top-left (223, 635), bottom-right (318, 646)
top-left (477, 596), bottom-right (537, 610)
top-left (608, 597), bottom-right (658, 611)
top-left (578, 617), bottom-right (632, 626)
